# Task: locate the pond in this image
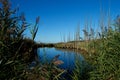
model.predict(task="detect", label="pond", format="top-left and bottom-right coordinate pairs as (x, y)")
top-left (37, 47), bottom-right (85, 71)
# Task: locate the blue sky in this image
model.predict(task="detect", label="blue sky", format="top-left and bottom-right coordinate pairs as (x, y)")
top-left (11, 0), bottom-right (120, 43)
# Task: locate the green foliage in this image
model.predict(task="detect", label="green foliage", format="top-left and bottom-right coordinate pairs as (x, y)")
top-left (71, 57), bottom-right (82, 80)
top-left (70, 14), bottom-right (120, 80)
top-left (0, 0), bottom-right (65, 80)
top-left (0, 0), bottom-right (29, 79)
top-left (1, 0), bottom-right (120, 80)
top-left (89, 16), bottom-right (120, 80)
top-left (0, 0), bottom-right (39, 79)
top-left (71, 55), bottom-right (91, 80)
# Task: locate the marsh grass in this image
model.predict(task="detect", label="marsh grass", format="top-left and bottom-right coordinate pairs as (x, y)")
top-left (71, 56), bottom-right (90, 80)
top-left (0, 0), bottom-right (65, 80)
top-left (70, 11), bottom-right (120, 80)
top-left (50, 14), bottom-right (120, 79)
top-left (1, 0), bottom-right (120, 80)
top-left (89, 28), bottom-right (120, 79)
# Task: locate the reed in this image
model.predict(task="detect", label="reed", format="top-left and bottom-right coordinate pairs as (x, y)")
top-left (0, 0), bottom-right (64, 79)
top-left (89, 15), bottom-right (120, 80)
top-left (71, 8), bottom-right (120, 80)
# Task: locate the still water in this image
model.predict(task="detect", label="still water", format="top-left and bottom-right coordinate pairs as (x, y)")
top-left (37, 47), bottom-right (85, 70)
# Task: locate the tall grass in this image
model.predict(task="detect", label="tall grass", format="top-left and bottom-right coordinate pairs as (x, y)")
top-left (55, 13), bottom-right (120, 80)
top-left (71, 55), bottom-right (91, 80)
top-left (0, 0), bottom-right (65, 79)
top-left (89, 15), bottom-right (120, 80)
top-left (0, 0), bottom-right (29, 79)
top-left (1, 0), bottom-right (120, 80)
top-left (71, 12), bottom-right (120, 80)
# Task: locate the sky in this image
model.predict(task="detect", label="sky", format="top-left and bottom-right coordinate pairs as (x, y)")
top-left (11, 0), bottom-right (120, 43)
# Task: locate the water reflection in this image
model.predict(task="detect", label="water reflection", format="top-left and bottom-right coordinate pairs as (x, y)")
top-left (37, 47), bottom-right (84, 70)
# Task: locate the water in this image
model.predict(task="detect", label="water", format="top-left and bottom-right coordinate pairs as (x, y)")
top-left (37, 47), bottom-right (85, 70)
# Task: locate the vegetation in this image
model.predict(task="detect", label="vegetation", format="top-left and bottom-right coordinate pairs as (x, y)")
top-left (0, 0), bottom-right (30, 79)
top-left (89, 15), bottom-right (120, 80)
top-left (0, 0), bottom-right (64, 80)
top-left (70, 14), bottom-right (120, 80)
top-left (55, 10), bottom-right (120, 80)
top-left (0, 0), bottom-right (120, 80)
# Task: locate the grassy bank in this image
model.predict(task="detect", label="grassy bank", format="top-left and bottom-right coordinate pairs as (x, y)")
top-left (55, 41), bottom-right (89, 51)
